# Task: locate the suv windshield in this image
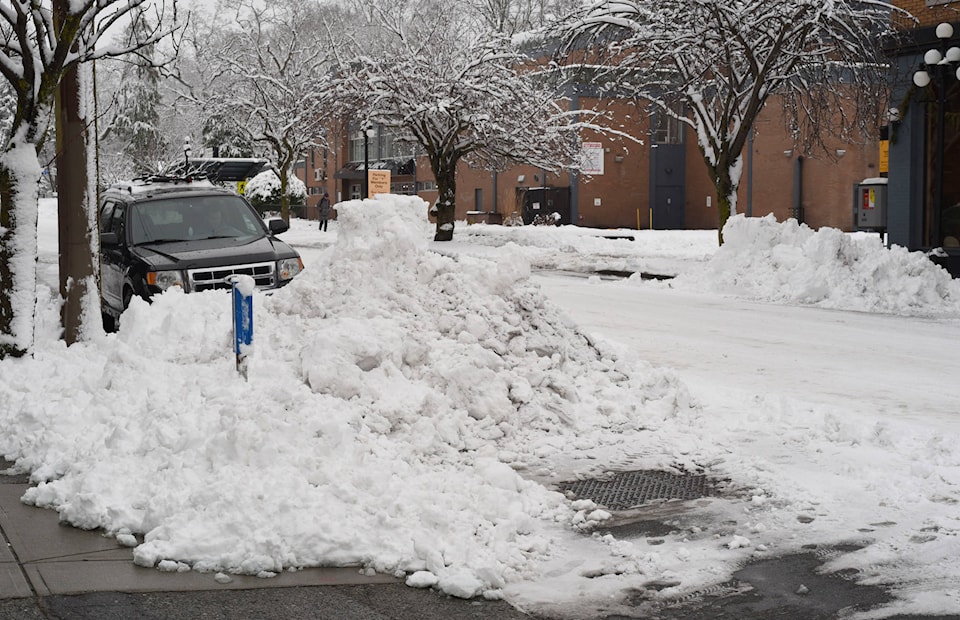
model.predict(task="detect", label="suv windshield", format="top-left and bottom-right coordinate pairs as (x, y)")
top-left (127, 195), bottom-right (267, 245)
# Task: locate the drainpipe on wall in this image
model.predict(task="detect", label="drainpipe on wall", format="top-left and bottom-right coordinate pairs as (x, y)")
top-left (570, 90), bottom-right (580, 223)
top-left (746, 128), bottom-right (753, 217)
top-left (792, 156), bottom-right (804, 223)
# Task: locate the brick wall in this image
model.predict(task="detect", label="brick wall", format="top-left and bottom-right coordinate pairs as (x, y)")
top-left (893, 0), bottom-right (960, 28)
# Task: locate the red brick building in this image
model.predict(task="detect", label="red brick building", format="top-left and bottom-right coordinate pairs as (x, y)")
top-left (298, 81), bottom-right (881, 235)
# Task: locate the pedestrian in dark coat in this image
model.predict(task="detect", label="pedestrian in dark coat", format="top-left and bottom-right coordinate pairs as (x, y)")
top-left (318, 193), bottom-right (331, 231)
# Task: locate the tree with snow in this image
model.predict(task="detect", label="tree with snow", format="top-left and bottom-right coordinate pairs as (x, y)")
top-left (102, 17), bottom-right (168, 177)
top-left (184, 0), bottom-right (343, 223)
top-left (340, 0), bottom-right (589, 242)
top-left (476, 0), bottom-right (582, 36)
top-left (244, 168), bottom-right (306, 214)
top-left (559, 0), bottom-right (899, 243)
top-left (201, 114), bottom-right (255, 159)
top-left (0, 1), bottom-right (180, 358)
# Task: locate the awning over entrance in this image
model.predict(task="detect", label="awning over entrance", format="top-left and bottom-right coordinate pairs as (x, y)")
top-left (334, 159), bottom-right (415, 180)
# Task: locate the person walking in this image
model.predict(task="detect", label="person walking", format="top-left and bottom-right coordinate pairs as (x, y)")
top-left (318, 193), bottom-right (331, 232)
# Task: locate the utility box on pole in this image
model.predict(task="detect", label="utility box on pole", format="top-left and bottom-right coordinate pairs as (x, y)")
top-left (856, 178), bottom-right (887, 231)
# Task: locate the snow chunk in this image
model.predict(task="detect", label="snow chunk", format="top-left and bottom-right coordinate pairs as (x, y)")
top-left (406, 571), bottom-right (440, 588)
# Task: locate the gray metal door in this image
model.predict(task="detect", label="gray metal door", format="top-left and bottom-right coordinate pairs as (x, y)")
top-left (650, 143), bottom-right (686, 230)
top-left (653, 186), bottom-right (685, 230)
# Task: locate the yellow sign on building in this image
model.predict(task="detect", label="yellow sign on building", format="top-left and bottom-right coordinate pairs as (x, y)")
top-left (368, 170), bottom-right (391, 196)
top-left (879, 140), bottom-right (889, 175)
top-left (237, 180), bottom-right (247, 195)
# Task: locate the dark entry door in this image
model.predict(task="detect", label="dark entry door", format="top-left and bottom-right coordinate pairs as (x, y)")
top-left (650, 133), bottom-right (686, 230)
top-left (522, 187), bottom-right (571, 224)
top-left (653, 186), bottom-right (685, 230)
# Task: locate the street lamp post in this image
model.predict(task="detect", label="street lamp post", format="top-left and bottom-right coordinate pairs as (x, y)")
top-left (362, 124), bottom-right (376, 199)
top-left (913, 22), bottom-right (960, 246)
top-left (183, 136), bottom-right (192, 174)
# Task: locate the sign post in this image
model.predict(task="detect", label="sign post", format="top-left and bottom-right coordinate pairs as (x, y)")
top-left (228, 275), bottom-right (254, 377)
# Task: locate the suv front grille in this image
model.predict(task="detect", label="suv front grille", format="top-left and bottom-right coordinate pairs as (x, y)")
top-left (187, 262), bottom-right (276, 292)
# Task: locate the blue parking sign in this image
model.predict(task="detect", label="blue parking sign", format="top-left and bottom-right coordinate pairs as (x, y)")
top-left (231, 277), bottom-right (254, 374)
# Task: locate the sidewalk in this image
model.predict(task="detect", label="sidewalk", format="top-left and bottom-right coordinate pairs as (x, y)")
top-left (0, 464), bottom-right (531, 619)
top-left (5, 461), bottom-right (959, 620)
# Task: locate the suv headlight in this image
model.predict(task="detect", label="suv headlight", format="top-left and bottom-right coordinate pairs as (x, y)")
top-left (147, 270), bottom-right (185, 291)
top-left (278, 257), bottom-right (304, 281)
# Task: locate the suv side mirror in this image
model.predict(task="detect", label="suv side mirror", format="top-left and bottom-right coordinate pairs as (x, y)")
top-left (100, 231), bottom-right (119, 247)
top-left (267, 218), bottom-right (289, 234)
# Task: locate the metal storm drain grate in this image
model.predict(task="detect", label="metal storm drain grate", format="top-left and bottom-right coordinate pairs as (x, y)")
top-left (559, 470), bottom-right (717, 510)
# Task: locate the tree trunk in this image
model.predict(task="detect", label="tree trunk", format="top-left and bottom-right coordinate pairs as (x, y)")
top-left (430, 154), bottom-right (457, 242)
top-left (0, 144), bottom-right (42, 359)
top-left (57, 60), bottom-right (99, 345)
top-left (712, 162), bottom-right (738, 246)
top-left (278, 165), bottom-right (290, 223)
top-left (0, 164), bottom-right (24, 358)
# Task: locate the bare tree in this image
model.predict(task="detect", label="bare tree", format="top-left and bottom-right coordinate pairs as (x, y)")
top-left (184, 0), bottom-right (344, 222)
top-left (559, 0), bottom-right (901, 243)
top-left (476, 0), bottom-right (579, 35)
top-left (342, 0), bottom-right (593, 241)
top-left (0, 1), bottom-right (181, 358)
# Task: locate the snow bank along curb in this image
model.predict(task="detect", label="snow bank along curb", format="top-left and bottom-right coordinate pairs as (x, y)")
top-left (0, 194), bottom-right (697, 599)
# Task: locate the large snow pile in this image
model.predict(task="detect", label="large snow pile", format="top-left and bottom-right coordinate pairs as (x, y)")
top-left (665, 214), bottom-right (960, 316)
top-left (0, 194), bottom-right (696, 598)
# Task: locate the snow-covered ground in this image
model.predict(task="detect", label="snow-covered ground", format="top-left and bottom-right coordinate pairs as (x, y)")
top-left (2, 196), bottom-right (960, 619)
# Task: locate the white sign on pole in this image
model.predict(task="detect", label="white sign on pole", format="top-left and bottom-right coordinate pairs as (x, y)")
top-left (581, 142), bottom-right (604, 176)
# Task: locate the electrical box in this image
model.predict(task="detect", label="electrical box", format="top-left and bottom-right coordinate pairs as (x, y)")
top-left (856, 179), bottom-right (887, 230)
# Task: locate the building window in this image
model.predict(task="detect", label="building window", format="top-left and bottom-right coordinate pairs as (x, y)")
top-left (381, 128), bottom-right (415, 160)
top-left (349, 128), bottom-right (374, 163)
top-left (653, 102), bottom-right (684, 145)
top-left (350, 126), bottom-right (415, 163)
top-left (417, 180), bottom-right (437, 192)
top-left (350, 183), bottom-right (361, 200)
top-left (391, 182), bottom-right (416, 195)
top-left (314, 169), bottom-right (323, 181)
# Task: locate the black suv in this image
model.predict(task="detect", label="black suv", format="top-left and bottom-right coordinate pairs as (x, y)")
top-left (98, 176), bottom-right (303, 330)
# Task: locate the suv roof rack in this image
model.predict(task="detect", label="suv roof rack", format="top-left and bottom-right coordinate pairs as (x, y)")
top-left (108, 175), bottom-right (216, 195)
top-left (134, 174), bottom-right (201, 184)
